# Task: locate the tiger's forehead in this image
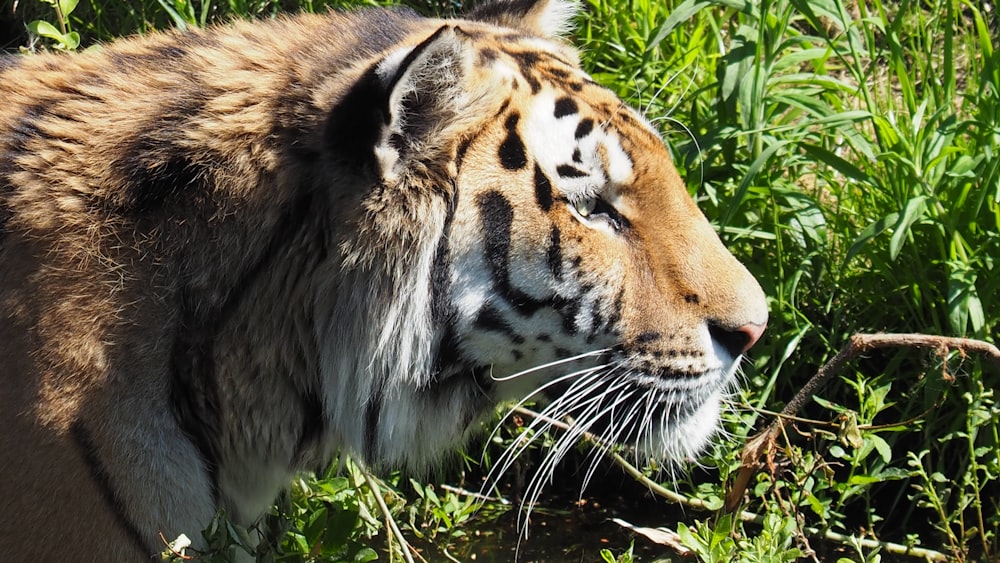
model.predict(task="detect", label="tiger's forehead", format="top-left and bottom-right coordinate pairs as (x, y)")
top-left (492, 42), bottom-right (654, 171)
top-left (521, 88), bottom-right (641, 193)
top-left (453, 26), bottom-right (668, 204)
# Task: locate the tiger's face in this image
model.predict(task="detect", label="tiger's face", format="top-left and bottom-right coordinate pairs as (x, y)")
top-left (413, 23), bottom-right (768, 463)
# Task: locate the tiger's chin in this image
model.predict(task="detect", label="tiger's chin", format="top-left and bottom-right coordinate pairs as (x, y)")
top-left (480, 355), bottom-right (738, 487)
top-left (634, 360), bottom-right (742, 463)
top-left (639, 387), bottom-right (727, 463)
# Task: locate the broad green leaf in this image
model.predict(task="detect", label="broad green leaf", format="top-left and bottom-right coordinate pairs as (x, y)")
top-left (888, 196), bottom-right (928, 260)
top-left (812, 395), bottom-right (848, 413)
top-left (947, 262), bottom-right (985, 335)
top-left (801, 143), bottom-right (873, 184)
top-left (27, 20), bottom-right (63, 41)
top-left (870, 434), bottom-right (893, 463)
top-left (62, 31), bottom-right (80, 50)
top-left (847, 474), bottom-right (884, 486)
top-left (58, 0), bottom-right (78, 17)
top-left (946, 154), bottom-right (981, 178)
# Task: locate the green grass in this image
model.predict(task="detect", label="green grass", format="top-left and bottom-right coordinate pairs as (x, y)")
top-left (9, 0), bottom-right (1000, 560)
top-left (578, 0), bottom-right (999, 559)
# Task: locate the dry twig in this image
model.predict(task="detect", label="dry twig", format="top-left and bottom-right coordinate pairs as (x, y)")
top-left (726, 332), bottom-right (1000, 513)
top-left (513, 403), bottom-right (953, 560)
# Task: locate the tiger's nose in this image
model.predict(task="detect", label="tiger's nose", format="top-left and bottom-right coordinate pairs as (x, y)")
top-left (708, 321), bottom-right (766, 357)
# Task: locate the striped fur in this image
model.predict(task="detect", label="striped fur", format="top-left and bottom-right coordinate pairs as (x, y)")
top-left (0, 0), bottom-right (767, 559)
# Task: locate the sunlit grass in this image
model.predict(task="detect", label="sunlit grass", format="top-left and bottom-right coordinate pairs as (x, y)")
top-left (577, 0), bottom-right (998, 559)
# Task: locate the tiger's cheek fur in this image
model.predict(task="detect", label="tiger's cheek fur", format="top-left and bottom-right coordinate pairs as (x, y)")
top-left (440, 93), bottom-right (634, 397)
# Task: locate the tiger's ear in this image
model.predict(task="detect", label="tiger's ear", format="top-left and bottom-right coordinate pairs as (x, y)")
top-left (465, 0), bottom-right (579, 38)
top-left (372, 25), bottom-right (472, 183)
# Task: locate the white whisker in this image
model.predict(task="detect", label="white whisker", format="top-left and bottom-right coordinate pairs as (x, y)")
top-left (482, 364), bottom-right (613, 496)
top-left (579, 387), bottom-right (640, 492)
top-left (489, 349), bottom-right (610, 382)
top-left (481, 363), bottom-right (607, 463)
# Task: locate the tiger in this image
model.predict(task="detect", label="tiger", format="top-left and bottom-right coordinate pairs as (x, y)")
top-left (0, 0), bottom-right (767, 559)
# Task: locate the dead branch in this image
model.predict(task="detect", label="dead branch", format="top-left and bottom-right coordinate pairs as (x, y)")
top-left (726, 332), bottom-right (1000, 513)
top-left (513, 404), bottom-right (951, 561)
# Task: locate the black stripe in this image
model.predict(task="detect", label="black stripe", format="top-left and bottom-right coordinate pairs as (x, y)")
top-left (477, 48), bottom-right (499, 66)
top-left (506, 51), bottom-right (543, 93)
top-left (293, 390), bottom-right (326, 464)
top-left (431, 184), bottom-right (458, 324)
top-left (5, 101), bottom-right (50, 156)
top-left (533, 164), bottom-right (553, 211)
top-left (455, 137), bottom-right (473, 169)
top-left (474, 306), bottom-right (526, 344)
top-left (478, 190), bottom-right (514, 281)
top-left (635, 331), bottom-right (661, 344)
top-left (605, 288), bottom-right (625, 334)
top-left (477, 190), bottom-right (548, 316)
top-left (547, 225), bottom-right (562, 280)
top-left (588, 302), bottom-right (603, 342)
top-left (466, 0), bottom-right (545, 23)
top-left (431, 325), bottom-right (462, 381)
top-left (552, 294), bottom-right (581, 335)
top-left (554, 97), bottom-right (578, 118)
top-left (108, 95), bottom-right (209, 215)
top-left (364, 384), bottom-right (384, 462)
top-left (575, 118), bottom-right (594, 139)
top-left (70, 421), bottom-right (152, 556)
top-left (556, 164), bottom-right (588, 178)
top-left (169, 294), bottom-right (223, 505)
top-left (108, 45), bottom-right (189, 72)
top-left (498, 113), bottom-right (527, 170)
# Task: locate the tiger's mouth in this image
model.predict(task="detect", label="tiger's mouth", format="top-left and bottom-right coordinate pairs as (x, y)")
top-left (480, 348), bottom-right (735, 517)
top-left (506, 345), bottom-right (736, 455)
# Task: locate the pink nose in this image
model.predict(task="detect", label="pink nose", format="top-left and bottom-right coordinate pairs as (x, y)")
top-left (709, 321), bottom-right (766, 357)
top-left (737, 322), bottom-right (766, 353)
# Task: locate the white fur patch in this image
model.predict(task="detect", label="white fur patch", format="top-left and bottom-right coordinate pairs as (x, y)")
top-left (532, 0), bottom-right (580, 37)
top-left (522, 90), bottom-right (634, 202)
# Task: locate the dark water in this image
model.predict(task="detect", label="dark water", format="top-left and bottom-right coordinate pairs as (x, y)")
top-left (408, 462), bottom-right (686, 562)
top-left (404, 461), bottom-right (936, 563)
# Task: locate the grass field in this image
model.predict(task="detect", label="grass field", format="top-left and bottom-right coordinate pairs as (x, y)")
top-left (6, 0), bottom-right (999, 560)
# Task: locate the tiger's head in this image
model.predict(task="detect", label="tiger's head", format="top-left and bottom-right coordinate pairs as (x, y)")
top-left (326, 0), bottom-right (767, 475)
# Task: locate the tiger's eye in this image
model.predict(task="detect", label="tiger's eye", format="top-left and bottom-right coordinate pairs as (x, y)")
top-left (574, 197), bottom-right (597, 217)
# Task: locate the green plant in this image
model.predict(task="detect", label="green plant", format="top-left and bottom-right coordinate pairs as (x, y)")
top-left (580, 0), bottom-right (997, 558)
top-left (405, 479), bottom-right (479, 542)
top-left (161, 458), bottom-right (385, 562)
top-left (676, 512), bottom-right (804, 563)
top-left (26, 0), bottom-right (80, 49)
top-left (600, 541), bottom-right (636, 563)
top-left (276, 464), bottom-right (383, 562)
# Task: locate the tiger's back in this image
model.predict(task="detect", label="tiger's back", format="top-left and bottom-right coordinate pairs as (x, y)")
top-left (0, 1), bottom-right (767, 559)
